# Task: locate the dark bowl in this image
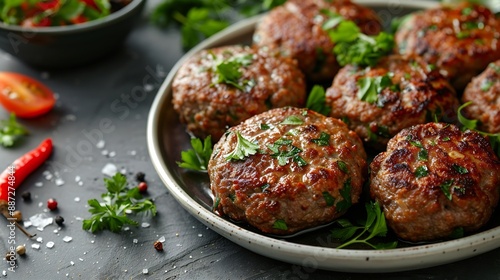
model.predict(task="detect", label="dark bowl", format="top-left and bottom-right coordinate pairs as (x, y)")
top-left (0, 0), bottom-right (146, 69)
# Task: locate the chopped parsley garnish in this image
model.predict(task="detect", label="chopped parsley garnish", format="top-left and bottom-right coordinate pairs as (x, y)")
top-left (260, 123), bottom-right (271, 130)
top-left (261, 183), bottom-right (270, 191)
top-left (335, 178), bottom-right (352, 212)
top-left (212, 196), bottom-right (221, 211)
top-left (322, 17), bottom-right (394, 67)
top-left (337, 161), bottom-right (348, 173)
top-left (357, 73), bottom-right (400, 106)
top-left (331, 201), bottom-right (398, 249)
top-left (281, 115), bottom-right (304, 125)
top-left (177, 136), bottom-right (213, 171)
top-left (440, 180), bottom-right (455, 201)
top-left (82, 174), bottom-right (157, 233)
top-left (273, 219), bottom-right (288, 230)
top-left (268, 138), bottom-right (307, 167)
top-left (418, 149), bottom-right (428, 161)
top-left (489, 63), bottom-right (500, 73)
top-left (306, 85), bottom-right (331, 116)
top-left (311, 132), bottom-right (330, 146)
top-left (406, 135), bottom-right (424, 148)
top-left (481, 79), bottom-right (494, 91)
top-left (225, 131), bottom-right (260, 161)
top-left (414, 165), bottom-right (429, 178)
top-left (442, 136), bottom-right (451, 142)
top-left (214, 54), bottom-right (254, 92)
top-left (0, 113), bottom-right (29, 147)
top-left (322, 191), bottom-right (335, 206)
top-left (452, 164), bottom-right (469, 174)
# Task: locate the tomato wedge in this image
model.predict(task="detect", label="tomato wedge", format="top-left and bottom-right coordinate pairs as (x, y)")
top-left (0, 72), bottom-right (56, 118)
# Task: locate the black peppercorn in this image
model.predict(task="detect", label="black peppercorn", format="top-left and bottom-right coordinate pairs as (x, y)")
top-left (135, 172), bottom-right (146, 182)
top-left (55, 215), bottom-right (64, 226)
top-left (21, 191), bottom-right (31, 201)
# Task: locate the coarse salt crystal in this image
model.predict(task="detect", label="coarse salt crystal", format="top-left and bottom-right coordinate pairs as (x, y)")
top-left (46, 241), bottom-right (55, 248)
top-left (133, 239), bottom-right (138, 244)
top-left (108, 151), bottom-right (116, 158)
top-left (96, 140), bottom-right (105, 149)
top-left (36, 237), bottom-right (43, 243)
top-left (75, 176), bottom-right (81, 182)
top-left (31, 244), bottom-right (40, 250)
top-left (74, 197), bottom-right (80, 202)
top-left (101, 150), bottom-right (109, 156)
top-left (29, 213), bottom-right (53, 229)
top-left (141, 223), bottom-right (150, 228)
top-left (35, 182), bottom-right (43, 187)
top-left (63, 236), bottom-right (73, 243)
top-left (101, 163), bottom-right (117, 177)
top-left (55, 178), bottom-right (65, 186)
top-left (142, 269), bottom-right (148, 275)
top-left (158, 236), bottom-right (165, 243)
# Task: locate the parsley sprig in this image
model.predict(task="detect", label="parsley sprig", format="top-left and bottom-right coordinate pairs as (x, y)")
top-left (225, 131), bottom-right (260, 161)
top-left (331, 201), bottom-right (398, 249)
top-left (0, 114), bottom-right (29, 147)
top-left (306, 85), bottom-right (331, 116)
top-left (357, 73), bottom-right (400, 106)
top-left (177, 136), bottom-right (213, 171)
top-left (214, 54), bottom-right (254, 91)
top-left (323, 17), bottom-right (394, 67)
top-left (82, 174), bottom-right (157, 233)
top-left (152, 0), bottom-right (286, 49)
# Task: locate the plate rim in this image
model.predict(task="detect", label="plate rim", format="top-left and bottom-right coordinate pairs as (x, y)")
top-left (146, 0), bottom-right (500, 273)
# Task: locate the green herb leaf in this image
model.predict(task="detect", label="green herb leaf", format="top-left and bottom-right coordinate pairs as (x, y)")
top-left (418, 149), bottom-right (428, 161)
top-left (337, 161), bottom-right (348, 173)
top-left (440, 180), bottom-right (454, 201)
top-left (0, 113), bottom-right (29, 147)
top-left (336, 178), bottom-right (352, 212)
top-left (414, 165), bottom-right (429, 178)
top-left (311, 132), bottom-right (330, 146)
top-left (177, 136), bottom-right (213, 171)
top-left (357, 73), bottom-right (399, 105)
top-left (331, 201), bottom-right (397, 249)
top-left (225, 131), bottom-right (259, 161)
top-left (322, 191), bottom-right (335, 206)
top-left (281, 115), bottom-right (304, 125)
top-left (306, 85), bottom-right (331, 116)
top-left (324, 18), bottom-right (394, 67)
top-left (452, 164), bottom-right (468, 174)
top-left (273, 219), bottom-right (288, 230)
top-left (82, 174), bottom-right (157, 233)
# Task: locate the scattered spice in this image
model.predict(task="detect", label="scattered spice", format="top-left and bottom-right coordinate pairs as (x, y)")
top-left (138, 182), bottom-right (148, 193)
top-left (47, 198), bottom-right (58, 210)
top-left (135, 172), bottom-right (146, 182)
top-left (11, 210), bottom-right (22, 222)
top-left (153, 241), bottom-right (163, 251)
top-left (21, 191), bottom-right (31, 201)
top-left (55, 215), bottom-right (64, 226)
top-left (15, 245), bottom-right (25, 256)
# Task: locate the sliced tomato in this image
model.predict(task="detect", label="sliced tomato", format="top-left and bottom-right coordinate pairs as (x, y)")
top-left (0, 72), bottom-right (55, 118)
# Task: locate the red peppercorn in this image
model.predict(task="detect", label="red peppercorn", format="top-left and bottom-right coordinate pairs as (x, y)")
top-left (153, 241), bottom-right (163, 251)
top-left (47, 198), bottom-right (58, 210)
top-left (138, 182), bottom-right (148, 193)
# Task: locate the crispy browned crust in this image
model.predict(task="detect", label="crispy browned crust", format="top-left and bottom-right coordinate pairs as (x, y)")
top-left (172, 45), bottom-right (306, 141)
top-left (395, 2), bottom-right (500, 91)
top-left (326, 54), bottom-right (459, 150)
top-left (370, 122), bottom-right (500, 242)
top-left (253, 0), bottom-right (381, 83)
top-left (209, 107), bottom-right (367, 235)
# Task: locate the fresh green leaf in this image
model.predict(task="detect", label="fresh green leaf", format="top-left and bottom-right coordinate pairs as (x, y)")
top-left (322, 191), bottom-right (335, 206)
top-left (225, 131), bottom-right (259, 161)
top-left (82, 175), bottom-right (157, 233)
top-left (336, 178), bottom-right (352, 212)
top-left (273, 219), bottom-right (288, 230)
top-left (418, 149), bottom-right (428, 161)
top-left (177, 136), bottom-right (213, 171)
top-left (414, 165), bottom-right (429, 178)
top-left (452, 164), bottom-right (468, 174)
top-left (306, 85), bottom-right (331, 116)
top-left (331, 201), bottom-right (397, 249)
top-left (357, 73), bottom-right (399, 105)
top-left (337, 161), bottom-right (348, 173)
top-left (311, 132), bottom-right (330, 146)
top-left (280, 115), bottom-right (304, 125)
top-left (0, 113), bottom-right (29, 147)
top-left (440, 180), bottom-right (454, 201)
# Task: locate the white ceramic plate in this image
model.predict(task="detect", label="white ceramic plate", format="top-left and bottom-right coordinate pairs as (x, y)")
top-left (147, 0), bottom-right (500, 272)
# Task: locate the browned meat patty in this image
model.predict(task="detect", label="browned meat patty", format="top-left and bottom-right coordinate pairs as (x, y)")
top-left (395, 2), bottom-right (500, 91)
top-left (253, 0), bottom-right (381, 83)
top-left (172, 45), bottom-right (306, 141)
top-left (326, 54), bottom-right (459, 150)
top-left (370, 122), bottom-right (500, 242)
top-left (461, 60), bottom-right (500, 133)
top-left (209, 107), bottom-right (367, 235)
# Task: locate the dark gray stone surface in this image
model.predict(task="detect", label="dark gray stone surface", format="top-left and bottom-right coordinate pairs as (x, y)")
top-left (0, 1), bottom-right (499, 279)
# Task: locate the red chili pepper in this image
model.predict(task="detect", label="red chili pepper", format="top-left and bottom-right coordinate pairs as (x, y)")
top-left (0, 138), bottom-right (53, 203)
